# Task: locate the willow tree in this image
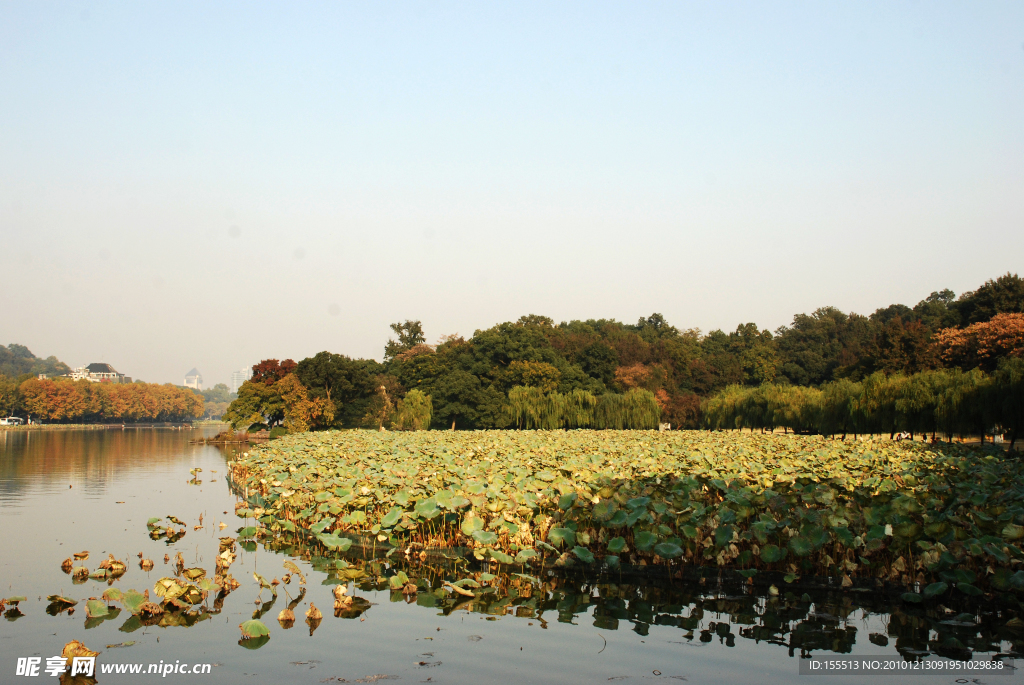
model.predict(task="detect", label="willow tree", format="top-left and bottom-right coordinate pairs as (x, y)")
top-left (562, 389), bottom-right (597, 428)
top-left (815, 379), bottom-right (863, 438)
top-left (991, 358), bottom-right (1024, 449)
top-left (392, 389), bottom-right (432, 430)
top-left (505, 386), bottom-right (565, 429)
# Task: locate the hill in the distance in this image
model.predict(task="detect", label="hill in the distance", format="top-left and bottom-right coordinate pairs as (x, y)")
top-left (0, 344), bottom-right (72, 380)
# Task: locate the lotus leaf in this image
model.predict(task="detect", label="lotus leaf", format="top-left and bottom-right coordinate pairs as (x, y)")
top-left (318, 534), bottom-right (353, 551)
top-left (239, 619), bottom-right (270, 639)
top-left (472, 530), bottom-right (498, 546)
top-left (653, 542), bottom-right (683, 559)
top-left (606, 537), bottom-right (627, 554)
top-left (514, 549), bottom-right (538, 564)
top-left (489, 550), bottom-right (515, 564)
top-left (923, 582), bottom-right (948, 598)
top-left (572, 546), bottom-right (595, 564)
top-left (86, 600), bottom-right (109, 618)
top-left (634, 531), bottom-right (657, 552)
top-left (591, 500), bottom-right (617, 522)
top-left (547, 528), bottom-right (575, 549)
top-left (182, 568), bottom-right (206, 581)
top-left (789, 536), bottom-right (813, 557)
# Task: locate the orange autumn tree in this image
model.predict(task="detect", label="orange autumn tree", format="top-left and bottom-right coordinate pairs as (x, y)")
top-left (17, 378), bottom-right (202, 422)
top-left (933, 313), bottom-right (1024, 372)
top-left (277, 374), bottom-right (334, 433)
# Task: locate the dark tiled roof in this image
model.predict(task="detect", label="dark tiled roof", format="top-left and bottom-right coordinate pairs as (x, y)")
top-left (185, 368), bottom-right (201, 378)
top-left (86, 363), bottom-right (118, 374)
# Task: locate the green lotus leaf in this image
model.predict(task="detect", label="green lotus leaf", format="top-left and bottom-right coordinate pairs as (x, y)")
top-left (714, 525), bottom-right (734, 548)
top-left (789, 536), bottom-right (813, 557)
top-left (605, 510), bottom-right (628, 527)
top-left (86, 599), bottom-right (109, 618)
top-left (634, 530), bottom-right (657, 552)
top-left (558, 493), bottom-right (578, 510)
top-left (239, 619), bottom-right (270, 639)
top-left (514, 549), bottom-right (538, 564)
top-left (923, 582), bottom-right (948, 598)
top-left (572, 546), bottom-right (595, 564)
top-left (472, 530), bottom-right (498, 546)
top-left (317, 534), bottom-right (353, 551)
top-left (461, 516), bottom-right (484, 536)
top-left (607, 537), bottom-right (627, 554)
top-left (957, 583), bottom-right (983, 596)
top-left (592, 500), bottom-right (617, 522)
top-left (414, 498), bottom-right (438, 516)
top-left (760, 544), bottom-right (786, 563)
top-left (548, 528), bottom-right (576, 548)
top-left (122, 590), bottom-right (146, 615)
top-left (901, 592), bottom-right (922, 604)
top-left (489, 550), bottom-right (515, 564)
top-left (102, 588), bottom-right (123, 603)
top-left (381, 506), bottom-right (403, 528)
top-left (653, 542), bottom-right (684, 559)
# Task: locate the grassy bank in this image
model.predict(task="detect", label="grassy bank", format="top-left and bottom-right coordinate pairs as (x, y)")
top-left (228, 430), bottom-right (1024, 599)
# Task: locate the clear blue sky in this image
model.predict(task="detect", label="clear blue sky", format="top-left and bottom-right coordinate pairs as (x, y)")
top-left (2, 2), bottom-right (1022, 387)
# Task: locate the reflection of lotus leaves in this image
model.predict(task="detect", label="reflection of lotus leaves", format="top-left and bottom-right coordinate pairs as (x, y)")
top-left (238, 635), bottom-right (270, 650)
top-left (333, 596), bottom-right (371, 619)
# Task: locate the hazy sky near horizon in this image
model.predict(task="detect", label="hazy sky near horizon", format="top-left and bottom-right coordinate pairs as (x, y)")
top-left (2, 2), bottom-right (1022, 387)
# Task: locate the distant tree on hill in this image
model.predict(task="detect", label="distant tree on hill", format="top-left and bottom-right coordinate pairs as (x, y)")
top-left (955, 273), bottom-right (1024, 325)
top-left (384, 321), bottom-right (426, 361)
top-left (0, 344), bottom-right (71, 379)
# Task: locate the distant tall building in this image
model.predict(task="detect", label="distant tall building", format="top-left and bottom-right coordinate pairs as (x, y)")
top-left (230, 367), bottom-right (252, 394)
top-left (183, 368), bottom-right (203, 390)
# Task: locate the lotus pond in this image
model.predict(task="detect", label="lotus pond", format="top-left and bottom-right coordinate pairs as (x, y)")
top-left (231, 430), bottom-right (1024, 597)
top-left (1, 428), bottom-right (1022, 684)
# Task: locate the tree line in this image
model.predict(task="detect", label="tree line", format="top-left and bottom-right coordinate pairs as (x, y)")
top-left (222, 273), bottom-right (1024, 435)
top-left (704, 361), bottom-right (1024, 447)
top-left (2, 377), bottom-right (204, 423)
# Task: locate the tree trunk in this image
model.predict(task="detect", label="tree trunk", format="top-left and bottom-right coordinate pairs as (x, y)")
top-left (451, 419), bottom-right (456, 431)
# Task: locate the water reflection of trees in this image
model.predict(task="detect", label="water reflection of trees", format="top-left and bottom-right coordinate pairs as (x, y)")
top-left (0, 429), bottom-right (238, 488)
top-left (258, 535), bottom-right (1024, 661)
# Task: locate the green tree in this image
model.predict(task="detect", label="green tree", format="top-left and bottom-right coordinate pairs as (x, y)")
top-left (956, 273), bottom-right (1024, 324)
top-left (384, 320), bottom-right (426, 360)
top-left (0, 374), bottom-right (19, 416)
top-left (392, 388), bottom-right (432, 430)
top-left (223, 380), bottom-right (287, 430)
top-left (428, 369), bottom-right (503, 429)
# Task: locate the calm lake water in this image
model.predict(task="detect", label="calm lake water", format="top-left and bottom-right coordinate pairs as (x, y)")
top-left (0, 428), bottom-right (1016, 684)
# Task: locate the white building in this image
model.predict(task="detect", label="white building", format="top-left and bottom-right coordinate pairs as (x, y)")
top-left (66, 363), bottom-right (131, 384)
top-left (230, 367), bottom-right (252, 394)
top-left (183, 368), bottom-right (203, 390)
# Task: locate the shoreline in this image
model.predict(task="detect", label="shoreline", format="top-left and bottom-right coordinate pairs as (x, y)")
top-left (0, 422), bottom-right (219, 431)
